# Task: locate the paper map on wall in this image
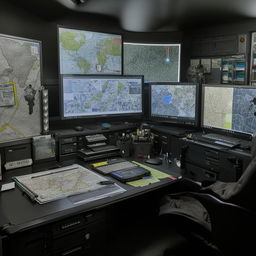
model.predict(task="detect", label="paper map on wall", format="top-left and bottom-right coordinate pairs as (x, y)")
top-left (0, 33), bottom-right (42, 143)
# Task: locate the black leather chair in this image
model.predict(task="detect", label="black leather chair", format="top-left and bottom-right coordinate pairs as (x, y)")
top-left (159, 138), bottom-right (256, 256)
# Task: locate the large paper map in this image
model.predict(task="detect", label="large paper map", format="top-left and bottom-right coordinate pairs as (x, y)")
top-left (0, 34), bottom-right (42, 143)
top-left (59, 27), bottom-right (122, 75)
top-left (13, 164), bottom-right (126, 204)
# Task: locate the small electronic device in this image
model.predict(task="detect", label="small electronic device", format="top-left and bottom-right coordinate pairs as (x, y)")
top-left (93, 160), bottom-right (137, 174)
top-left (4, 144), bottom-right (33, 170)
top-left (59, 75), bottom-right (143, 120)
top-left (202, 84), bottom-right (256, 138)
top-left (110, 166), bottom-right (151, 182)
top-left (148, 82), bottom-right (200, 127)
top-left (85, 134), bottom-right (107, 143)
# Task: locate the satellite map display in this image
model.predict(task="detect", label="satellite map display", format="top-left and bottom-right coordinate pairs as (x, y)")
top-left (232, 88), bottom-right (256, 134)
top-left (0, 34), bottom-right (41, 143)
top-left (203, 86), bottom-right (256, 134)
top-left (59, 27), bottom-right (122, 75)
top-left (151, 84), bottom-right (196, 119)
top-left (124, 43), bottom-right (180, 82)
top-left (62, 77), bottom-right (142, 118)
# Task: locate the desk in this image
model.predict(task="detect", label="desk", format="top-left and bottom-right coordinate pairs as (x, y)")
top-left (0, 158), bottom-right (181, 256)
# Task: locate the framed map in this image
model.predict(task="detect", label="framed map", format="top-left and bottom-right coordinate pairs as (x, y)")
top-left (58, 26), bottom-right (122, 75)
top-left (0, 33), bottom-right (42, 143)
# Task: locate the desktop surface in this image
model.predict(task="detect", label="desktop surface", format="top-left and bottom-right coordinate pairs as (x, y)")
top-left (0, 158), bottom-right (181, 235)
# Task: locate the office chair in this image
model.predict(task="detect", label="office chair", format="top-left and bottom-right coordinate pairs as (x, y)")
top-left (158, 137), bottom-right (256, 256)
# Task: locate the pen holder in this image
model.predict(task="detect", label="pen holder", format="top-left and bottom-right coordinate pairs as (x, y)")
top-left (132, 141), bottom-right (153, 158)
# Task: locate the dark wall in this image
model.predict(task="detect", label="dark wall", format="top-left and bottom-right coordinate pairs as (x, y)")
top-left (182, 18), bottom-right (256, 79)
top-left (0, 0), bottom-right (184, 124)
top-left (0, 1), bottom-right (184, 84)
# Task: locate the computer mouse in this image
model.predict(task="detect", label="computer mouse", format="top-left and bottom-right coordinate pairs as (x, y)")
top-left (74, 126), bottom-right (84, 132)
top-left (144, 158), bottom-right (162, 165)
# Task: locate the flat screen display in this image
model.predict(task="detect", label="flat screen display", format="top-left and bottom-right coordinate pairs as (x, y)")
top-left (60, 75), bottom-right (143, 119)
top-left (149, 83), bottom-right (199, 126)
top-left (58, 26), bottom-right (122, 75)
top-left (202, 85), bottom-right (256, 135)
top-left (124, 43), bottom-right (180, 82)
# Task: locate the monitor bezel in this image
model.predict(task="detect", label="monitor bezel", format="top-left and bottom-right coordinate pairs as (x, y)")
top-left (57, 24), bottom-right (123, 76)
top-left (201, 84), bottom-right (256, 139)
top-left (148, 82), bottom-right (200, 127)
top-left (59, 74), bottom-right (144, 120)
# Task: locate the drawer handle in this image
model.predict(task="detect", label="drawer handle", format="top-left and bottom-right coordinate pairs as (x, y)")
top-left (61, 246), bottom-right (83, 256)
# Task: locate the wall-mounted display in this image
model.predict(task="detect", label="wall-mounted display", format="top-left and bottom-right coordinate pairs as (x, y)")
top-left (58, 26), bottom-right (122, 75)
top-left (124, 43), bottom-right (180, 82)
top-left (0, 33), bottom-right (42, 143)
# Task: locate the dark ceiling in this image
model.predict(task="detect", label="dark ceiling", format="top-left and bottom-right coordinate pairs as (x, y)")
top-left (8, 0), bottom-right (256, 32)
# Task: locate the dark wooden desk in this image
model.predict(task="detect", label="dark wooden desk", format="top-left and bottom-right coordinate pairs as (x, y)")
top-left (0, 158), bottom-right (181, 256)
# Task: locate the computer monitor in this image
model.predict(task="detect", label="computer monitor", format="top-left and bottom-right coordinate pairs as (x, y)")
top-left (60, 75), bottom-right (143, 120)
top-left (202, 84), bottom-right (256, 136)
top-left (148, 82), bottom-right (200, 126)
top-left (58, 26), bottom-right (122, 75)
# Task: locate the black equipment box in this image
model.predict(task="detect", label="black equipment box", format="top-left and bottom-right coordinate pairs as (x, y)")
top-left (110, 166), bottom-right (151, 182)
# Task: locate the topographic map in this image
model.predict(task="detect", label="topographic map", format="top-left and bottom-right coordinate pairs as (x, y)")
top-left (59, 27), bottom-right (122, 74)
top-left (0, 34), bottom-right (41, 143)
top-left (232, 88), bottom-right (256, 134)
top-left (151, 85), bottom-right (196, 118)
top-left (63, 77), bottom-right (142, 117)
top-left (13, 164), bottom-right (126, 204)
top-left (203, 87), bottom-right (233, 129)
top-left (124, 43), bottom-right (180, 82)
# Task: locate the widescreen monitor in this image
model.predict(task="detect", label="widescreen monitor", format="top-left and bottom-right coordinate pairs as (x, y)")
top-left (202, 85), bottom-right (256, 136)
top-left (60, 75), bottom-right (143, 120)
top-left (58, 26), bottom-right (122, 75)
top-left (149, 83), bottom-right (199, 126)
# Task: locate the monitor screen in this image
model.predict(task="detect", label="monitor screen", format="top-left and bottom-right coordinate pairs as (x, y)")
top-left (149, 83), bottom-right (199, 126)
top-left (60, 75), bottom-right (143, 119)
top-left (124, 43), bottom-right (180, 82)
top-left (202, 85), bottom-right (256, 135)
top-left (58, 26), bottom-right (122, 75)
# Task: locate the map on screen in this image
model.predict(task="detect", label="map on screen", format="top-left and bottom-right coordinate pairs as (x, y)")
top-left (0, 34), bottom-right (41, 143)
top-left (232, 88), bottom-right (256, 134)
top-left (59, 27), bottom-right (122, 75)
top-left (124, 43), bottom-right (180, 82)
top-left (203, 87), bottom-right (233, 130)
top-left (62, 76), bottom-right (142, 118)
top-left (203, 86), bottom-right (256, 134)
top-left (151, 84), bottom-right (196, 119)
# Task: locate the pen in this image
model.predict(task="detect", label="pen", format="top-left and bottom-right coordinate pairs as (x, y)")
top-left (31, 166), bottom-right (78, 179)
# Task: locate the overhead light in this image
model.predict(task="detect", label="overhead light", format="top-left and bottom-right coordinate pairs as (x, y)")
top-left (71, 0), bottom-right (86, 5)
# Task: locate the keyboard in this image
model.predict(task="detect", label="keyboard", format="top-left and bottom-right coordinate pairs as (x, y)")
top-left (95, 161), bottom-right (137, 174)
top-left (197, 133), bottom-right (240, 148)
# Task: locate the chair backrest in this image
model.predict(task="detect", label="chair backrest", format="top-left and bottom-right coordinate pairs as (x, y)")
top-left (189, 192), bottom-right (256, 255)
top-left (204, 135), bottom-right (256, 211)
